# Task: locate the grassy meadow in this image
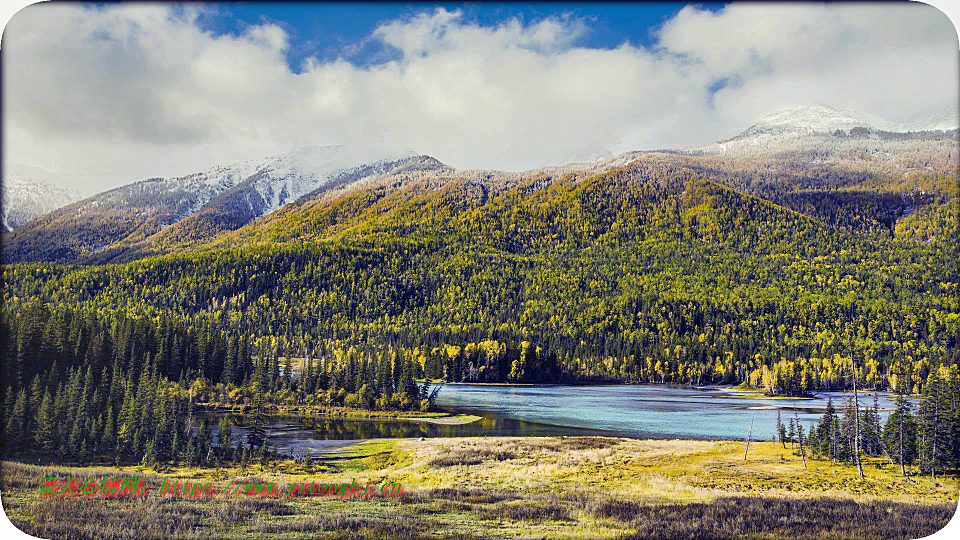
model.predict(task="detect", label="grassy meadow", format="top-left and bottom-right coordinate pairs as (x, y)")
top-left (2, 436), bottom-right (957, 539)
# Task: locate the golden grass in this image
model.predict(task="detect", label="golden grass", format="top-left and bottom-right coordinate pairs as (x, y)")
top-left (3, 437), bottom-right (957, 539)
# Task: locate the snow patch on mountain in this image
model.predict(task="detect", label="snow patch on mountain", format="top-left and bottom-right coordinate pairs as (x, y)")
top-left (111, 144), bottom-right (419, 228)
top-left (738, 104), bottom-right (959, 139)
top-left (3, 163), bottom-right (90, 230)
top-left (243, 145), bottom-right (418, 215)
top-left (740, 105), bottom-right (892, 136)
top-left (537, 145), bottom-right (615, 168)
top-left (900, 104), bottom-right (960, 132)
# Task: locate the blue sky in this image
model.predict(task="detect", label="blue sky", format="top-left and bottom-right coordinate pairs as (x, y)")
top-left (196, 2), bottom-right (727, 72)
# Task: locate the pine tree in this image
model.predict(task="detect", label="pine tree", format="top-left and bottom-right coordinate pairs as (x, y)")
top-left (3, 389), bottom-right (29, 453)
top-left (918, 370), bottom-right (945, 480)
top-left (776, 409), bottom-right (786, 448)
top-left (883, 369), bottom-right (917, 476)
top-left (218, 416), bottom-right (233, 460)
top-left (33, 389), bottom-right (56, 456)
top-left (282, 355), bottom-right (293, 390)
top-left (248, 357), bottom-right (269, 449)
top-left (815, 396), bottom-right (837, 460)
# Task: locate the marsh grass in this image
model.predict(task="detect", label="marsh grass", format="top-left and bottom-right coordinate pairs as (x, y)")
top-left (428, 447), bottom-right (517, 467)
top-left (12, 495), bottom-right (207, 540)
top-left (477, 497), bottom-right (573, 522)
top-left (426, 487), bottom-right (521, 504)
top-left (3, 437), bottom-right (957, 539)
top-left (556, 436), bottom-right (621, 451)
top-left (247, 512), bottom-right (421, 534)
top-left (617, 496), bottom-right (957, 540)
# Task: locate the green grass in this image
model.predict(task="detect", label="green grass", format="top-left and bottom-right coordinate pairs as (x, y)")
top-left (3, 437), bottom-right (957, 539)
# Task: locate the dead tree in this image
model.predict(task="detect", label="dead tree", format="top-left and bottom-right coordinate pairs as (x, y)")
top-left (850, 342), bottom-right (864, 478)
top-left (795, 412), bottom-right (806, 468)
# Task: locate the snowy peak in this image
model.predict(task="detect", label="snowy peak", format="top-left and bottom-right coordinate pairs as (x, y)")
top-left (538, 144), bottom-right (615, 168)
top-left (3, 163), bottom-right (87, 231)
top-left (740, 105), bottom-right (887, 136)
top-left (264, 144), bottom-right (418, 175)
top-left (900, 104), bottom-right (960, 132)
top-left (738, 104), bottom-right (959, 138)
top-left (240, 145), bottom-right (419, 215)
top-left (2, 144), bottom-right (427, 263)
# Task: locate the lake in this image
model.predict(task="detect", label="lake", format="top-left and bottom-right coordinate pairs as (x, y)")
top-left (211, 384), bottom-right (902, 455)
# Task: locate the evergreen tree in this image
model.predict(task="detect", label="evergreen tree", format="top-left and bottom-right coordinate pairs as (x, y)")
top-left (3, 389), bottom-right (29, 453)
top-left (884, 370), bottom-right (917, 476)
top-left (33, 390), bottom-right (56, 456)
top-left (918, 371), bottom-right (945, 480)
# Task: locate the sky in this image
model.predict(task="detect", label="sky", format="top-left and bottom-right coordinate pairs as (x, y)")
top-left (2, 1), bottom-right (958, 181)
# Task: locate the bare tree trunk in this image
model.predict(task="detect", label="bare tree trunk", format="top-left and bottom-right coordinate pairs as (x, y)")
top-left (899, 412), bottom-right (906, 477)
top-left (931, 393), bottom-right (938, 481)
top-left (851, 346), bottom-right (864, 478)
top-left (795, 412), bottom-right (806, 468)
top-left (744, 415), bottom-right (754, 461)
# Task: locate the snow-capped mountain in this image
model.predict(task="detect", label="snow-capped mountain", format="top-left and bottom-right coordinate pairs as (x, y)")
top-left (2, 162), bottom-right (146, 231)
top-left (123, 144), bottom-right (420, 231)
top-left (900, 104), bottom-right (960, 132)
top-left (2, 173), bottom-right (80, 231)
top-left (2, 163), bottom-right (94, 231)
top-left (682, 104), bottom-right (959, 165)
top-left (230, 144), bottom-right (418, 216)
top-left (3, 145), bottom-right (424, 263)
top-left (538, 145), bottom-right (615, 168)
top-left (738, 104), bottom-right (959, 138)
top-left (739, 105), bottom-right (889, 136)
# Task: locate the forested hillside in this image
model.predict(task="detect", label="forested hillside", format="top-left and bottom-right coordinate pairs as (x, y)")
top-left (4, 156), bottom-right (957, 399)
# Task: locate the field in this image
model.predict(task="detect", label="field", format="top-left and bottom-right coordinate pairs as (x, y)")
top-left (2, 437), bottom-right (957, 540)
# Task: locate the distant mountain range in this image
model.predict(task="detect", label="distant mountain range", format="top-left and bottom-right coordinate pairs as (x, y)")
top-left (737, 104), bottom-right (959, 137)
top-left (2, 103), bottom-right (956, 264)
top-left (1, 163), bottom-right (143, 232)
top-left (2, 164), bottom-right (81, 231)
top-left (2, 145), bottom-right (437, 263)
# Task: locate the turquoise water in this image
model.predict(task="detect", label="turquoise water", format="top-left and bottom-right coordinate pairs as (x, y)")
top-left (435, 384), bottom-right (898, 441)
top-left (213, 384), bottom-right (899, 455)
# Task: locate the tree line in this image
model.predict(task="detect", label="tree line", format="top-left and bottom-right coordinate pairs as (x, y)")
top-left (776, 365), bottom-right (960, 479)
top-left (4, 166), bottom-right (954, 396)
top-left (0, 303), bottom-right (438, 467)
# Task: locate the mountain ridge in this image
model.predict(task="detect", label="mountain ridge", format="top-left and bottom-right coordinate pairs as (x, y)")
top-left (737, 104), bottom-right (959, 138)
top-left (3, 104), bottom-right (957, 264)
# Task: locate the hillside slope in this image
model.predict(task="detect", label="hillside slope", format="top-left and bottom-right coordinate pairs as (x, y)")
top-left (2, 146), bottom-right (421, 263)
top-left (4, 158), bottom-right (955, 388)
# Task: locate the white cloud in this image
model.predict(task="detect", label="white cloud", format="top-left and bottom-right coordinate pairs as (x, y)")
top-left (2, 3), bottom-right (957, 181)
top-left (658, 3), bottom-right (959, 129)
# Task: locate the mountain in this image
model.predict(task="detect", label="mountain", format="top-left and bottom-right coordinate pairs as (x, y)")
top-left (2, 145), bottom-right (426, 263)
top-left (739, 105), bottom-right (885, 136)
top-left (538, 144), bottom-right (615, 168)
top-left (2, 162), bottom-right (146, 231)
top-left (673, 111), bottom-right (956, 239)
top-left (679, 106), bottom-right (957, 222)
top-left (1, 107), bottom-right (956, 390)
top-left (2, 165), bottom-right (82, 231)
top-left (4, 105), bottom-right (956, 265)
top-left (901, 103), bottom-right (960, 132)
top-left (3, 154), bottom-right (955, 389)
top-left (2, 144), bottom-right (643, 263)
top-left (737, 104), bottom-right (959, 137)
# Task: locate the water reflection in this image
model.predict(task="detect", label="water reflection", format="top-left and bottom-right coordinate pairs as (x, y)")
top-left (198, 411), bottom-right (609, 455)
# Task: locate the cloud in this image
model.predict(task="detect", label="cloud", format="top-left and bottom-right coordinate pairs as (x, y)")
top-left (2, 3), bottom-right (957, 179)
top-left (658, 3), bottom-right (959, 127)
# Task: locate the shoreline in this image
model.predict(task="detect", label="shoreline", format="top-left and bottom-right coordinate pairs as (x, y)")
top-left (194, 402), bottom-right (483, 425)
